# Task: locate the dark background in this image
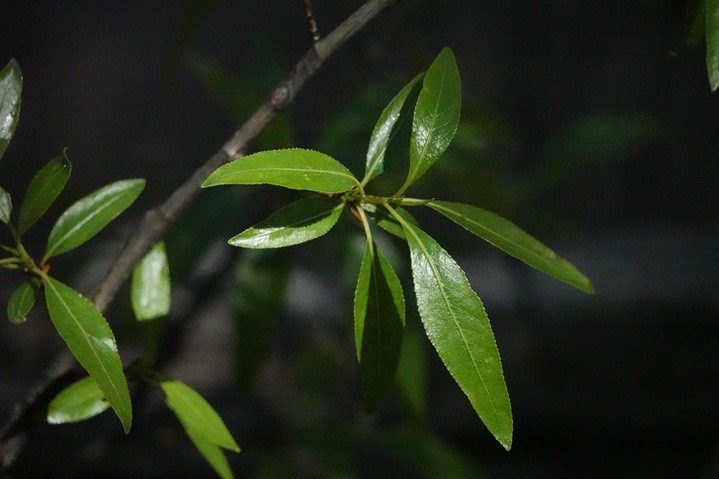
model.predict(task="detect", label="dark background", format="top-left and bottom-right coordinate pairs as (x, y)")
top-left (1, 1), bottom-right (718, 477)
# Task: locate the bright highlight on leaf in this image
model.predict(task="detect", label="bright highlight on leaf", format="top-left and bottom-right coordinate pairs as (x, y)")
top-left (47, 376), bottom-right (110, 424)
top-left (0, 59), bottom-right (22, 161)
top-left (161, 380), bottom-right (240, 478)
top-left (44, 276), bottom-right (132, 433)
top-left (428, 200), bottom-right (593, 293)
top-left (0, 186), bottom-right (11, 225)
top-left (7, 281), bottom-right (36, 324)
top-left (43, 179), bottom-right (145, 262)
top-left (132, 241), bottom-right (171, 321)
top-left (354, 243), bottom-right (405, 412)
top-left (18, 153), bottom-right (72, 236)
top-left (228, 197), bottom-right (343, 248)
top-left (399, 218), bottom-right (513, 450)
top-left (363, 73), bottom-right (423, 185)
top-left (707, 0), bottom-right (719, 91)
top-left (202, 148), bottom-right (358, 194)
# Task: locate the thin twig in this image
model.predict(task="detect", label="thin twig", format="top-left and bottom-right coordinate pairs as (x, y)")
top-left (302, 0), bottom-right (321, 43)
top-left (0, 0), bottom-right (397, 469)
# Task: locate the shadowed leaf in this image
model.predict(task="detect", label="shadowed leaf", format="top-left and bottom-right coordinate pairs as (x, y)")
top-left (18, 154), bottom-right (72, 236)
top-left (7, 281), bottom-right (36, 324)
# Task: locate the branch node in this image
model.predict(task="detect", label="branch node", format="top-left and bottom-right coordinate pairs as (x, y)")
top-left (270, 84), bottom-right (291, 110)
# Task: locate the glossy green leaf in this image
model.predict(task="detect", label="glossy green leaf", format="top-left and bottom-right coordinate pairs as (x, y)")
top-left (185, 425), bottom-right (234, 479)
top-left (354, 243), bottom-right (405, 412)
top-left (131, 241), bottom-right (171, 321)
top-left (0, 186), bottom-right (11, 224)
top-left (707, 0), bottom-right (719, 91)
top-left (202, 148), bottom-right (358, 194)
top-left (400, 220), bottom-right (512, 450)
top-left (47, 376), bottom-right (110, 424)
top-left (363, 73), bottom-right (423, 184)
top-left (161, 380), bottom-right (240, 452)
top-left (44, 276), bottom-right (132, 433)
top-left (0, 59), bottom-right (22, 161)
top-left (228, 197), bottom-right (343, 248)
top-left (7, 281), bottom-right (36, 324)
top-left (43, 179), bottom-right (145, 261)
top-left (401, 48), bottom-right (461, 193)
top-left (428, 200), bottom-right (593, 293)
top-left (18, 154), bottom-right (72, 236)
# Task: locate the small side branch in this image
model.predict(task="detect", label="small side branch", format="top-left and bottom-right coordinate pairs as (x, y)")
top-left (302, 0), bottom-right (321, 43)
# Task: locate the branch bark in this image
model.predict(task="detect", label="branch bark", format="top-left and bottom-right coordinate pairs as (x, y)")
top-left (0, 0), bottom-right (397, 469)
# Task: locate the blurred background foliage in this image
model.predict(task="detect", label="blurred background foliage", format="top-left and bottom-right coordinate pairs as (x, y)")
top-left (1, 1), bottom-right (718, 478)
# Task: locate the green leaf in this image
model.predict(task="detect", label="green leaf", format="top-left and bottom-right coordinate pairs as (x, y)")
top-left (7, 281), bottom-right (36, 324)
top-left (47, 376), bottom-right (110, 424)
top-left (43, 179), bottom-right (145, 261)
top-left (684, 0), bottom-right (707, 49)
top-left (202, 148), bottom-right (358, 194)
top-left (395, 326), bottom-right (428, 417)
top-left (707, 0), bottom-right (719, 91)
top-left (400, 220), bottom-right (512, 450)
top-left (401, 48), bottom-right (461, 193)
top-left (354, 243), bottom-right (405, 412)
top-left (131, 241), bottom-right (171, 321)
top-left (363, 73), bottom-right (423, 184)
top-left (428, 200), bottom-right (593, 293)
top-left (160, 380), bottom-right (240, 452)
top-left (228, 197), bottom-right (343, 248)
top-left (184, 425), bottom-right (234, 479)
top-left (0, 186), bottom-right (11, 224)
top-left (18, 153), bottom-right (72, 236)
top-left (44, 276), bottom-right (132, 433)
top-left (0, 59), bottom-right (22, 161)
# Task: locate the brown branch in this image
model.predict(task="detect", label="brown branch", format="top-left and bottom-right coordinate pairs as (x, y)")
top-left (0, 0), bottom-right (397, 470)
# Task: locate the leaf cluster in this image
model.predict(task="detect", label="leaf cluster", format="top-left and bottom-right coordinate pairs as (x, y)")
top-left (1, 59), bottom-right (239, 478)
top-left (203, 48), bottom-right (593, 450)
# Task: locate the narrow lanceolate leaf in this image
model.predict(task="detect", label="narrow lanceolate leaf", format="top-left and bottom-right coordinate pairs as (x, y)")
top-left (7, 281), bottom-right (36, 324)
top-left (228, 197), bottom-right (343, 248)
top-left (0, 186), bottom-right (11, 224)
top-left (361, 203), bottom-right (418, 240)
top-left (43, 179), bottom-right (145, 261)
top-left (363, 73), bottom-right (424, 184)
top-left (18, 154), bottom-right (72, 236)
top-left (202, 148), bottom-right (358, 194)
top-left (131, 241), bottom-right (171, 321)
top-left (44, 276), bottom-right (132, 433)
top-left (47, 376), bottom-right (110, 424)
top-left (428, 200), bottom-right (593, 293)
top-left (354, 243), bottom-right (405, 412)
top-left (402, 48), bottom-right (461, 192)
top-left (160, 380), bottom-right (240, 453)
top-left (401, 221), bottom-right (512, 450)
top-left (707, 0), bottom-right (719, 91)
top-left (0, 59), bottom-right (22, 161)
top-left (185, 425), bottom-right (234, 479)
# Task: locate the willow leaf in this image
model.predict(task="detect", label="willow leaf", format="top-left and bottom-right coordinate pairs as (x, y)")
top-left (43, 179), bottom-right (145, 261)
top-left (401, 221), bottom-right (512, 450)
top-left (7, 281), bottom-right (36, 324)
top-left (228, 197), bottom-right (343, 248)
top-left (18, 154), bottom-right (72, 236)
top-left (202, 148), bottom-right (358, 194)
top-left (354, 243), bottom-right (405, 412)
top-left (0, 186), bottom-right (11, 224)
top-left (131, 241), bottom-right (171, 321)
top-left (364, 73), bottom-right (423, 184)
top-left (0, 59), bottom-right (22, 161)
top-left (708, 0), bottom-right (719, 91)
top-left (47, 376), bottom-right (110, 424)
top-left (402, 48), bottom-right (461, 192)
top-left (428, 200), bottom-right (593, 293)
top-left (44, 276), bottom-right (132, 433)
